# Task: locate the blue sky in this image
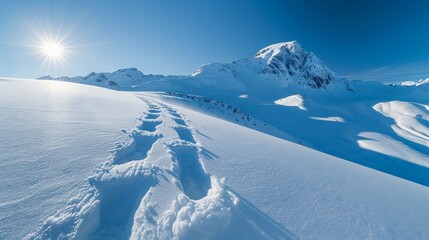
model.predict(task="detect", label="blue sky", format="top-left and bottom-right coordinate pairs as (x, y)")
top-left (1, 0), bottom-right (429, 82)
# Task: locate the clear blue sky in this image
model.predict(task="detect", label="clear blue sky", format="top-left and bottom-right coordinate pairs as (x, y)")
top-left (1, 0), bottom-right (429, 82)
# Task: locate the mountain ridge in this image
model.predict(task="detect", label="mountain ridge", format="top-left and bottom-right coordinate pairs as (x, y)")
top-left (38, 41), bottom-right (352, 90)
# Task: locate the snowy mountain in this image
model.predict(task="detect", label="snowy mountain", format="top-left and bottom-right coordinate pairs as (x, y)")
top-left (396, 77), bottom-right (429, 90)
top-left (254, 41), bottom-right (349, 89)
top-left (39, 68), bottom-right (165, 88)
top-left (2, 41), bottom-right (428, 239)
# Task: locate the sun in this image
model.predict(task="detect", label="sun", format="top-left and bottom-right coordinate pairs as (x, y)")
top-left (14, 7), bottom-right (91, 76)
top-left (40, 39), bottom-right (65, 60)
top-left (35, 37), bottom-right (70, 74)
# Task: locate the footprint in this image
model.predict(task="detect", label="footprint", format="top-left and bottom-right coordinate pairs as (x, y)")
top-left (90, 166), bottom-right (157, 239)
top-left (145, 113), bottom-right (160, 120)
top-left (169, 112), bottom-right (181, 118)
top-left (148, 104), bottom-right (160, 109)
top-left (174, 126), bottom-right (196, 143)
top-left (167, 109), bottom-right (181, 118)
top-left (148, 109), bottom-right (161, 114)
top-left (169, 143), bottom-right (211, 200)
top-left (139, 120), bottom-right (162, 132)
top-left (172, 118), bottom-right (187, 126)
top-left (113, 132), bottom-right (162, 164)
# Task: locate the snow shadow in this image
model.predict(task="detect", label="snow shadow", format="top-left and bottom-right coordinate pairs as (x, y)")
top-left (172, 117), bottom-right (187, 126)
top-left (92, 177), bottom-right (156, 239)
top-left (169, 144), bottom-right (211, 200)
top-left (138, 120), bottom-right (162, 132)
top-left (168, 110), bottom-right (182, 118)
top-left (174, 126), bottom-right (196, 143)
top-left (113, 133), bottom-right (162, 164)
top-left (148, 109), bottom-right (161, 114)
top-left (200, 147), bottom-right (219, 160)
top-left (144, 113), bottom-right (160, 120)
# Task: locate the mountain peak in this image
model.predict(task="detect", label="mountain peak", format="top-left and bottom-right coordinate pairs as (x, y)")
top-left (113, 67), bottom-right (141, 74)
top-left (254, 41), bottom-right (303, 60)
top-left (253, 41), bottom-right (350, 89)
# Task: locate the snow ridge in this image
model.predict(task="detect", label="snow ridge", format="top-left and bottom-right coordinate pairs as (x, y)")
top-left (373, 101), bottom-right (429, 149)
top-left (39, 41), bottom-right (353, 91)
top-left (39, 68), bottom-right (165, 88)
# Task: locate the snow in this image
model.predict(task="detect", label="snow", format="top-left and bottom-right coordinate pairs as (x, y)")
top-left (3, 40), bottom-right (429, 239)
top-left (274, 95), bottom-right (307, 110)
top-left (14, 87), bottom-right (429, 239)
top-left (309, 116), bottom-right (345, 122)
top-left (373, 101), bottom-right (429, 147)
top-left (417, 78), bottom-right (429, 86)
top-left (357, 132), bottom-right (429, 167)
top-left (34, 41), bottom-right (429, 187)
top-left (138, 94), bottom-right (429, 239)
top-left (38, 68), bottom-right (164, 88)
top-left (254, 41), bottom-right (303, 59)
top-left (0, 78), bottom-right (146, 240)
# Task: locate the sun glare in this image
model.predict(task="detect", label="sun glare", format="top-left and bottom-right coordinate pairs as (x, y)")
top-left (40, 40), bottom-right (65, 60)
top-left (35, 37), bottom-right (69, 74)
top-left (14, 5), bottom-right (96, 76)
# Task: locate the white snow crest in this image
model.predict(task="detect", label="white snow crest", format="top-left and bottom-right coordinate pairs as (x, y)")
top-left (130, 178), bottom-right (236, 240)
top-left (274, 94), bottom-right (307, 110)
top-left (171, 178), bottom-right (235, 240)
top-left (254, 41), bottom-right (303, 60)
top-left (373, 101), bottom-right (429, 147)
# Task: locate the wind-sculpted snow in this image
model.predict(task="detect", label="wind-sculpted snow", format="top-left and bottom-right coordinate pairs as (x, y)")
top-left (373, 101), bottom-right (429, 148)
top-left (274, 95), bottom-right (307, 110)
top-left (357, 132), bottom-right (429, 167)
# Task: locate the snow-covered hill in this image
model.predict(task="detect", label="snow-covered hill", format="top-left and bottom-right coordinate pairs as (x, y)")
top-left (2, 78), bottom-right (429, 240)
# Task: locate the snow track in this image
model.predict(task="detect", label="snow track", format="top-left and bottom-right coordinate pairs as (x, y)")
top-left (27, 96), bottom-right (241, 240)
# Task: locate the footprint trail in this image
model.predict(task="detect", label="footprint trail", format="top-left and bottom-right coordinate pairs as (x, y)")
top-left (28, 97), bottom-right (237, 240)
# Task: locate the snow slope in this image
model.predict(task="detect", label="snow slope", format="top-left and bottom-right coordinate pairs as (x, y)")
top-left (373, 101), bottom-right (429, 148)
top-left (0, 79), bottom-right (147, 239)
top-left (10, 85), bottom-right (428, 239)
